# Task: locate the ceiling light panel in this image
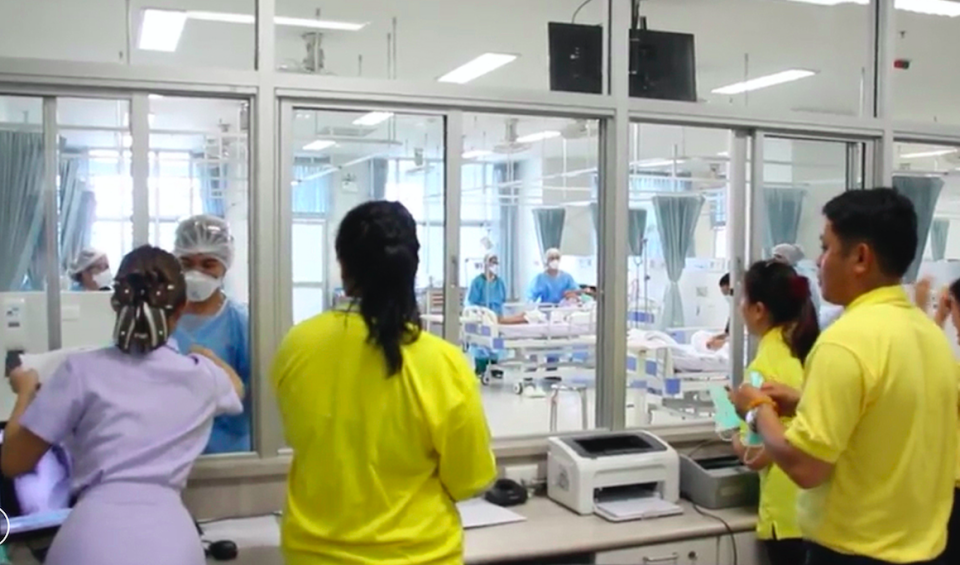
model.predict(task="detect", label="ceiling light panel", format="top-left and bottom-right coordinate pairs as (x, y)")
top-left (786, 0), bottom-right (960, 17)
top-left (139, 9), bottom-right (187, 52)
top-left (274, 16), bottom-right (367, 30)
top-left (712, 69), bottom-right (817, 95)
top-left (438, 53), bottom-right (518, 84)
top-left (899, 148), bottom-right (957, 159)
top-left (353, 112), bottom-right (394, 126)
top-left (303, 140), bottom-right (337, 151)
top-left (516, 131), bottom-right (561, 143)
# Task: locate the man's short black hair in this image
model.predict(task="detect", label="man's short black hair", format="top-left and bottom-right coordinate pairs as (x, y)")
top-left (822, 188), bottom-right (918, 278)
top-left (719, 273), bottom-right (730, 287)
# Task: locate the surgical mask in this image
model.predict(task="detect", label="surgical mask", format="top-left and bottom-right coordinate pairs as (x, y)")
top-left (547, 259), bottom-right (560, 270)
top-left (92, 270), bottom-right (114, 290)
top-left (184, 270), bottom-right (221, 302)
top-left (488, 265), bottom-right (499, 276)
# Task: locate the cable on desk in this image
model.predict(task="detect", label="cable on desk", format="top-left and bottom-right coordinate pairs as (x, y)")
top-left (692, 503), bottom-right (737, 565)
top-left (685, 437), bottom-right (725, 460)
top-left (195, 511), bottom-right (282, 526)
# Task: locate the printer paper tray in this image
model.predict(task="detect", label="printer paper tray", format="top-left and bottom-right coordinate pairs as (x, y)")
top-left (594, 497), bottom-right (683, 523)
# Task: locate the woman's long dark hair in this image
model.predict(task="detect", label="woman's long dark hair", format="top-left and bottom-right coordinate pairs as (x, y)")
top-left (335, 200), bottom-right (422, 375)
top-left (743, 260), bottom-right (820, 363)
top-left (111, 246), bottom-right (187, 354)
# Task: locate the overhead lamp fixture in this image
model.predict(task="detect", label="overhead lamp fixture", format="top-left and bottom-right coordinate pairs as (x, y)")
top-left (188, 10), bottom-right (367, 29)
top-left (303, 140), bottom-right (337, 151)
top-left (516, 131), bottom-right (561, 143)
top-left (462, 149), bottom-right (493, 159)
top-left (438, 53), bottom-right (518, 84)
top-left (138, 9), bottom-right (187, 52)
top-left (353, 112), bottom-right (394, 126)
top-left (712, 69), bottom-right (817, 95)
top-left (899, 148), bottom-right (957, 159)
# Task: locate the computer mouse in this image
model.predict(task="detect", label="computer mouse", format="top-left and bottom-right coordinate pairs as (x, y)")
top-left (484, 478), bottom-right (528, 507)
top-left (207, 539), bottom-right (239, 561)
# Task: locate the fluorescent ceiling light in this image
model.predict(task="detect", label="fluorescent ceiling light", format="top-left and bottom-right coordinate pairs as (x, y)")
top-left (899, 148), bottom-right (957, 158)
top-left (303, 140), bottom-right (337, 151)
top-left (462, 150), bottom-right (493, 159)
top-left (186, 10), bottom-right (366, 30)
top-left (516, 131), bottom-right (561, 144)
top-left (712, 69), bottom-right (817, 95)
top-left (274, 16), bottom-right (367, 30)
top-left (353, 112), bottom-right (394, 126)
top-left (632, 159), bottom-right (677, 168)
top-left (438, 53), bottom-right (517, 84)
top-left (148, 94), bottom-right (164, 100)
top-left (139, 9), bottom-right (187, 52)
top-left (717, 151), bottom-right (730, 157)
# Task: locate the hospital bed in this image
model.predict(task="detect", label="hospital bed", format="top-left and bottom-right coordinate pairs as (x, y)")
top-left (625, 328), bottom-right (730, 426)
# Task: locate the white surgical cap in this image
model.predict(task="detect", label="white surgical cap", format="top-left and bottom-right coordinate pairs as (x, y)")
top-left (173, 215), bottom-right (235, 268)
top-left (485, 252), bottom-right (498, 264)
top-left (772, 243), bottom-right (804, 266)
top-left (545, 247), bottom-right (561, 260)
top-left (69, 248), bottom-right (107, 276)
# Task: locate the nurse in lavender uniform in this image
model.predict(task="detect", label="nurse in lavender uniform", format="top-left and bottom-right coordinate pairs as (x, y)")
top-left (0, 245), bottom-right (244, 565)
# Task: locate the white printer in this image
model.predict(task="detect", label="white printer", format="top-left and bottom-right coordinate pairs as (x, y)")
top-left (547, 431), bottom-right (682, 522)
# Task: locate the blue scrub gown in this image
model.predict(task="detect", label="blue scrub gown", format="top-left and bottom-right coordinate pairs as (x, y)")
top-left (173, 299), bottom-right (252, 453)
top-left (466, 274), bottom-right (507, 369)
top-left (527, 271), bottom-right (579, 304)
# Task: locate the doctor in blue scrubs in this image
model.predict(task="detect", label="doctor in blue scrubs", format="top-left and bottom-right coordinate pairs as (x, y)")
top-left (467, 253), bottom-right (507, 316)
top-left (172, 215), bottom-right (251, 454)
top-left (527, 248), bottom-right (580, 305)
top-left (466, 253), bottom-right (507, 376)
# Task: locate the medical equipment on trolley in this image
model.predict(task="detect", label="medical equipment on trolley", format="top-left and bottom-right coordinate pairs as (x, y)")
top-left (547, 431), bottom-right (682, 521)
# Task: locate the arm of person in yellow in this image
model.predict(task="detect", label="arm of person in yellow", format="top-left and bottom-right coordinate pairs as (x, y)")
top-left (756, 343), bottom-right (862, 489)
top-left (436, 354), bottom-right (497, 502)
top-left (731, 433), bottom-right (773, 471)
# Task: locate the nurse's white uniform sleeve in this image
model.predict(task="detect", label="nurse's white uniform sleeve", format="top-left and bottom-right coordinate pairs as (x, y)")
top-left (192, 354), bottom-right (244, 416)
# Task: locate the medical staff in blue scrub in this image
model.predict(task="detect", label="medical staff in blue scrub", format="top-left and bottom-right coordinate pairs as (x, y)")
top-left (467, 253), bottom-right (507, 316)
top-left (466, 253), bottom-right (507, 376)
top-left (527, 248), bottom-right (580, 305)
top-left (172, 215), bottom-right (251, 454)
top-left (69, 248), bottom-right (112, 291)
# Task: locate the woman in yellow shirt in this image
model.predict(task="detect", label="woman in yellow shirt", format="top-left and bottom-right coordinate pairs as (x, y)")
top-left (731, 260), bottom-right (820, 565)
top-left (271, 200), bottom-right (497, 565)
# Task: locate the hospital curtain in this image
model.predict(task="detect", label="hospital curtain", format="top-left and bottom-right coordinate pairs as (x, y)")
top-left (653, 194), bottom-right (704, 327)
top-left (763, 187), bottom-right (805, 253)
top-left (196, 156), bottom-right (226, 217)
top-left (931, 219), bottom-right (949, 262)
top-left (291, 157), bottom-right (331, 215)
top-left (894, 175), bottom-right (943, 283)
top-left (0, 131), bottom-right (46, 291)
top-left (589, 204), bottom-right (647, 256)
top-left (26, 158), bottom-right (93, 288)
top-left (370, 158), bottom-right (388, 200)
top-left (532, 207), bottom-right (565, 257)
top-left (496, 162), bottom-right (521, 300)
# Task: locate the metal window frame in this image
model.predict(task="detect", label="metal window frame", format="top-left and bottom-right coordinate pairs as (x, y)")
top-left (6, 0), bottom-right (960, 466)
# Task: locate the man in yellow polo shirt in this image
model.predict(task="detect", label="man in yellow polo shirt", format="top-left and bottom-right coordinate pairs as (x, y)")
top-left (733, 188), bottom-right (958, 565)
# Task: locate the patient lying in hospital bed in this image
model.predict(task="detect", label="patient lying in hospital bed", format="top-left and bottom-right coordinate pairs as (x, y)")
top-left (462, 303), bottom-right (596, 338)
top-left (627, 329), bottom-right (729, 373)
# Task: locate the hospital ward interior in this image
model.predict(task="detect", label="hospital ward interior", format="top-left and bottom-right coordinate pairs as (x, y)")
top-left (3, 0), bottom-right (960, 563)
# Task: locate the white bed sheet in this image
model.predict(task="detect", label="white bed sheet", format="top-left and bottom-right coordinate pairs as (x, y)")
top-left (498, 323), bottom-right (594, 339)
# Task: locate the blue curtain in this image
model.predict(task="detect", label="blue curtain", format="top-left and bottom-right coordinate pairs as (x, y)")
top-left (931, 219), bottom-right (949, 262)
top-left (495, 162), bottom-right (521, 299)
top-left (532, 207), bottom-right (566, 256)
top-left (763, 188), bottom-right (805, 253)
top-left (894, 176), bottom-right (943, 283)
top-left (196, 157), bottom-right (226, 217)
top-left (370, 158), bottom-right (388, 200)
top-left (0, 131), bottom-right (46, 291)
top-left (653, 194), bottom-right (704, 327)
top-left (291, 158), bottom-right (331, 214)
top-left (590, 203), bottom-right (647, 256)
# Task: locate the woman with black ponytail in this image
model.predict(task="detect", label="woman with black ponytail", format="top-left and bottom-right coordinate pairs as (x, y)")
top-left (730, 260), bottom-right (820, 565)
top-left (272, 200), bottom-right (496, 565)
top-left (1, 245), bottom-right (243, 565)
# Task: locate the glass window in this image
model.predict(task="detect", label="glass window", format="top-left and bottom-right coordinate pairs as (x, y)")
top-left (636, 0), bottom-right (870, 115)
top-left (459, 113), bottom-right (600, 438)
top-left (274, 0), bottom-right (603, 93)
top-left (0, 0), bottom-right (255, 70)
top-left (893, 141), bottom-right (960, 356)
top-left (148, 96), bottom-right (253, 454)
top-left (627, 123), bottom-right (731, 428)
top-left (894, 9), bottom-right (960, 124)
top-left (286, 109), bottom-right (445, 332)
